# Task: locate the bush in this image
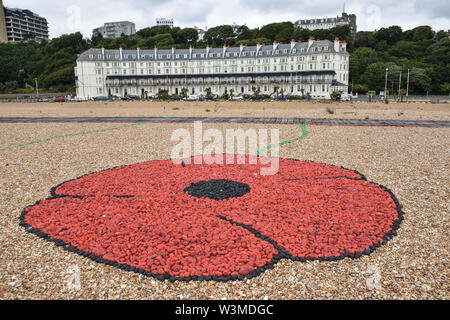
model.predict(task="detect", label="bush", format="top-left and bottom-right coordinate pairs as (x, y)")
top-left (330, 90), bottom-right (342, 101)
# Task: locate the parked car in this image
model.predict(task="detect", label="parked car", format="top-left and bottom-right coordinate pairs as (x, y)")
top-left (250, 95), bottom-right (265, 100)
top-left (170, 95), bottom-right (181, 101)
top-left (340, 94), bottom-right (352, 102)
top-left (186, 94), bottom-right (199, 101)
top-left (121, 95), bottom-right (137, 101)
top-left (231, 95), bottom-right (244, 101)
top-left (38, 98), bottom-right (51, 102)
top-left (94, 96), bottom-right (111, 101)
top-left (53, 97), bottom-right (65, 102)
top-left (275, 96), bottom-right (289, 101)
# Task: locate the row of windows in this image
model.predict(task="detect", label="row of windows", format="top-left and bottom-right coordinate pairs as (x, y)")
top-left (88, 46), bottom-right (343, 61)
top-left (93, 55), bottom-right (346, 68)
top-left (97, 84), bottom-right (332, 96)
top-left (102, 74), bottom-right (334, 85)
top-left (94, 63), bottom-right (347, 76)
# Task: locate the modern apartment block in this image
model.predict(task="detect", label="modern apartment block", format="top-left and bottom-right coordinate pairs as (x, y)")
top-left (0, 0), bottom-right (7, 43)
top-left (75, 38), bottom-right (349, 99)
top-left (93, 21), bottom-right (136, 39)
top-left (156, 18), bottom-right (174, 28)
top-left (0, 0), bottom-right (49, 42)
top-left (295, 11), bottom-right (357, 36)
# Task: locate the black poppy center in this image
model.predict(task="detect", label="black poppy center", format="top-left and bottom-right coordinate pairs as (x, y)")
top-left (184, 179), bottom-right (250, 201)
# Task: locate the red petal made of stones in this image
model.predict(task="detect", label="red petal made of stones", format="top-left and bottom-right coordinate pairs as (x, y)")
top-left (220, 177), bottom-right (398, 258)
top-left (55, 156), bottom-right (361, 197)
top-left (24, 194), bottom-right (278, 277)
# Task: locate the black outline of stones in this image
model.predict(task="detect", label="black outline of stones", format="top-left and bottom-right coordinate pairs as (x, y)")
top-left (19, 156), bottom-right (404, 282)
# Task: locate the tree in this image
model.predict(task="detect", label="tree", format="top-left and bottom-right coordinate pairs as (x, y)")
top-left (409, 68), bottom-right (431, 94)
top-left (441, 83), bottom-right (450, 96)
top-left (352, 84), bottom-right (369, 94)
top-left (349, 47), bottom-right (378, 83)
top-left (251, 86), bottom-right (260, 97)
top-left (258, 22), bottom-right (294, 42)
top-left (174, 28), bottom-right (198, 44)
top-left (235, 26), bottom-right (254, 40)
top-left (204, 25), bottom-right (235, 46)
top-left (355, 31), bottom-right (377, 49)
top-left (181, 88), bottom-right (188, 98)
top-left (157, 89), bottom-right (170, 100)
top-left (375, 26), bottom-right (403, 45)
top-left (330, 90), bottom-right (343, 101)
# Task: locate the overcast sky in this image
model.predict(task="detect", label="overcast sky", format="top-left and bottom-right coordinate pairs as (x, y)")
top-left (4, 0), bottom-right (450, 38)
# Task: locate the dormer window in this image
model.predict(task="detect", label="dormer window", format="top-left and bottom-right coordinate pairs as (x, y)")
top-left (89, 54), bottom-right (94, 59)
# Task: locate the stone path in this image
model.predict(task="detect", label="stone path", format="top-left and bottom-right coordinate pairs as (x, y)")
top-left (0, 117), bottom-right (449, 127)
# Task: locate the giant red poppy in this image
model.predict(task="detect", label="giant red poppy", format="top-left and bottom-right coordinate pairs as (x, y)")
top-left (21, 155), bottom-right (403, 282)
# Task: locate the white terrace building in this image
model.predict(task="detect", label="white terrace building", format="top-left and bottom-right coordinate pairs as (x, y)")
top-left (75, 38), bottom-right (349, 99)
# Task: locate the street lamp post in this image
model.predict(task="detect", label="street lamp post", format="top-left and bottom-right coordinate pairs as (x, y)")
top-left (384, 68), bottom-right (389, 101)
top-left (35, 78), bottom-right (39, 98)
top-left (406, 69), bottom-right (410, 103)
top-left (398, 71), bottom-right (402, 102)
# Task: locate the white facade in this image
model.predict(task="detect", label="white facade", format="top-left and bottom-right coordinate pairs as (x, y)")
top-left (75, 38), bottom-right (349, 100)
top-left (156, 18), bottom-right (173, 28)
top-left (295, 12), bottom-right (357, 35)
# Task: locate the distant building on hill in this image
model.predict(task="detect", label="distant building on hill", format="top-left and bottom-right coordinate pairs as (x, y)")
top-left (155, 18), bottom-right (174, 28)
top-left (295, 9), bottom-right (357, 36)
top-left (93, 21), bottom-right (136, 39)
top-left (0, 0), bottom-right (49, 42)
top-left (194, 26), bottom-right (207, 40)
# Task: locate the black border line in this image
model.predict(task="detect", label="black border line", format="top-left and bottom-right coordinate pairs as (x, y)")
top-left (19, 155), bottom-right (404, 282)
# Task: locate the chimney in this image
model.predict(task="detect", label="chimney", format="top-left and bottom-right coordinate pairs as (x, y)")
top-left (172, 45), bottom-right (175, 57)
top-left (308, 37), bottom-right (314, 50)
top-left (119, 46), bottom-right (123, 60)
top-left (206, 44), bottom-right (210, 57)
top-left (334, 37), bottom-right (340, 52)
top-left (137, 47), bottom-right (140, 60)
top-left (273, 40), bottom-right (278, 52)
top-left (239, 43), bottom-right (244, 56)
top-left (101, 47), bottom-right (105, 59)
top-left (290, 39), bottom-right (296, 50)
top-left (223, 43), bottom-right (227, 56)
top-left (189, 45), bottom-right (193, 58)
top-left (154, 46), bottom-right (158, 60)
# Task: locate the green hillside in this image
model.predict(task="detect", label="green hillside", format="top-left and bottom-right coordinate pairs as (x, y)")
top-left (0, 23), bottom-right (449, 95)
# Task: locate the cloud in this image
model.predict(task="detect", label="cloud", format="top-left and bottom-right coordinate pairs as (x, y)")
top-left (3, 0), bottom-right (450, 39)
